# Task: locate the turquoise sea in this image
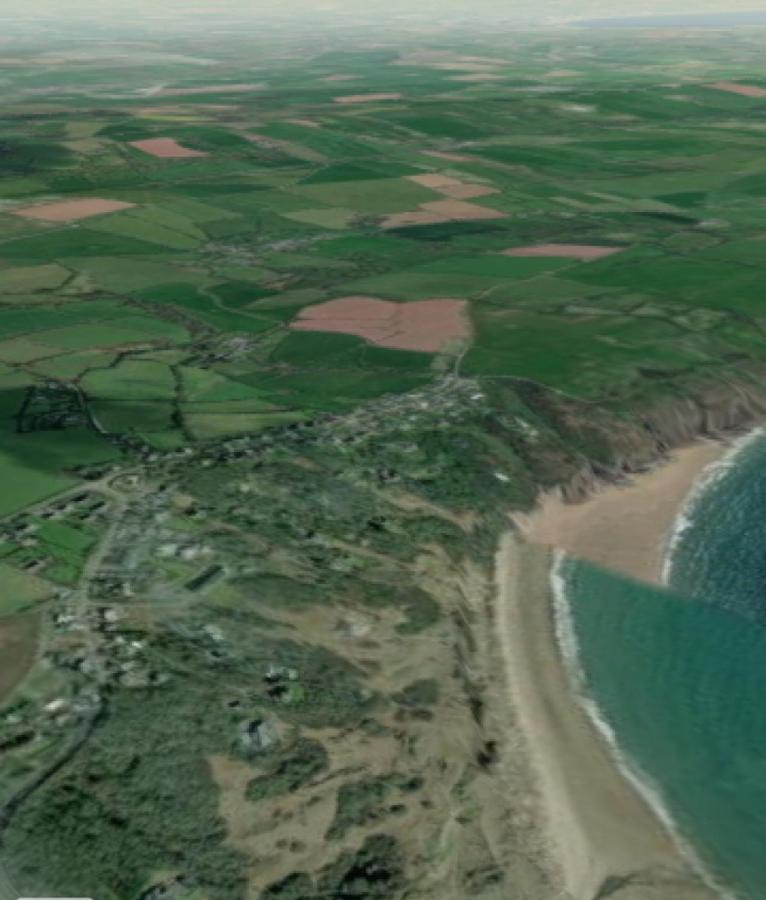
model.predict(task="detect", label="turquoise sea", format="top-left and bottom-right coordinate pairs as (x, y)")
top-left (563, 430), bottom-right (766, 898)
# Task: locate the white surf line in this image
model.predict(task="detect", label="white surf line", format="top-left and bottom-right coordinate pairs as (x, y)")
top-left (661, 427), bottom-right (766, 587)
top-left (550, 550), bottom-right (737, 899)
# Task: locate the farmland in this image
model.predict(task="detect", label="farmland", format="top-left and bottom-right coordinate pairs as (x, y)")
top-left (1, 25), bottom-right (765, 508)
top-left (2, 7), bottom-right (766, 900)
top-left (3, 21), bottom-right (766, 452)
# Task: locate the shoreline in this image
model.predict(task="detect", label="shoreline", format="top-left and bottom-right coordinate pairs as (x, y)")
top-left (661, 426), bottom-right (765, 585)
top-left (515, 439), bottom-right (728, 586)
top-left (495, 437), bottom-right (746, 899)
top-left (548, 549), bottom-right (727, 899)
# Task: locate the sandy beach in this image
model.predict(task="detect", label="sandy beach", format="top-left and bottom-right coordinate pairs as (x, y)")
top-left (495, 440), bottom-right (731, 899)
top-left (518, 440), bottom-right (726, 585)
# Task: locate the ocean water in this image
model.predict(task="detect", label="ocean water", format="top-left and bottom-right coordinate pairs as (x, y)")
top-left (564, 431), bottom-right (766, 898)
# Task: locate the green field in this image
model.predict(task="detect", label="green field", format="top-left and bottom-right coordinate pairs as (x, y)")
top-left (0, 430), bottom-right (117, 515)
top-left (0, 264), bottom-right (71, 293)
top-left (81, 360), bottom-right (176, 400)
top-left (8, 26), bottom-right (766, 448)
top-left (0, 563), bottom-right (51, 615)
top-left (5, 15), bottom-right (766, 900)
top-left (3, 31), bottom-right (765, 426)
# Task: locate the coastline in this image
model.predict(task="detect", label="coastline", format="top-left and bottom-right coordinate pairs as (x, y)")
top-left (661, 427), bottom-right (765, 585)
top-left (516, 440), bottom-right (727, 586)
top-left (495, 438), bottom-right (741, 899)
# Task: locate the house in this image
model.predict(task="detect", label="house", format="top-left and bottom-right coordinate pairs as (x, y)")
top-left (239, 717), bottom-right (277, 752)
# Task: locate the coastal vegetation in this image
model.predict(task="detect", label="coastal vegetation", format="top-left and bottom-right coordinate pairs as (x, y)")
top-left (1, 9), bottom-right (766, 900)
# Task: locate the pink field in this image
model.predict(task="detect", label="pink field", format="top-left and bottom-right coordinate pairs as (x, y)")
top-left (381, 210), bottom-right (451, 228)
top-left (138, 105), bottom-right (195, 115)
top-left (450, 73), bottom-right (505, 82)
top-left (439, 183), bottom-right (498, 200)
top-left (422, 150), bottom-right (475, 163)
top-left (334, 93), bottom-right (402, 104)
top-left (285, 118), bottom-right (321, 128)
top-left (291, 296), bottom-right (469, 353)
top-left (138, 105), bottom-right (236, 114)
top-left (155, 83), bottom-right (263, 96)
top-left (321, 74), bottom-right (358, 82)
top-left (407, 173), bottom-right (498, 199)
top-left (707, 81), bottom-right (766, 98)
top-left (129, 138), bottom-right (207, 158)
top-left (383, 198), bottom-right (505, 229)
top-left (14, 198), bottom-right (135, 222)
top-left (420, 199), bottom-right (505, 220)
top-left (453, 55), bottom-right (505, 64)
top-left (503, 244), bottom-right (624, 261)
top-left (408, 173), bottom-right (462, 189)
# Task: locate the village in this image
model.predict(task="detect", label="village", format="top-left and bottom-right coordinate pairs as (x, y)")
top-left (0, 358), bottom-right (552, 900)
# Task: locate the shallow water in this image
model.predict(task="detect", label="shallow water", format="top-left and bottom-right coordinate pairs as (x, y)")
top-left (566, 433), bottom-right (766, 898)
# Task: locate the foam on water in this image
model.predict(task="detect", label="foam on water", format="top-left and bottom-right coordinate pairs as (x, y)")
top-left (550, 551), bottom-right (731, 896)
top-left (662, 428), bottom-right (766, 586)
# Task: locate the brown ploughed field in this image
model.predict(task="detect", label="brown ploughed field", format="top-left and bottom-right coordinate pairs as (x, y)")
top-left (129, 137), bottom-right (208, 158)
top-left (503, 243), bottom-right (624, 261)
top-left (290, 295), bottom-right (469, 353)
top-left (333, 92), bottom-right (402, 104)
top-left (381, 210), bottom-right (452, 227)
top-left (450, 73), bottom-right (505, 82)
top-left (422, 149), bottom-right (476, 163)
top-left (284, 118), bottom-right (321, 128)
top-left (707, 81), bottom-right (766, 98)
top-left (407, 173), bottom-right (498, 199)
top-left (155, 83), bottom-right (263, 96)
top-left (420, 199), bottom-right (505, 219)
top-left (383, 198), bottom-right (505, 229)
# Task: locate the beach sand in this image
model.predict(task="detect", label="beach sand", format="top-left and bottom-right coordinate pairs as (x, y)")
top-left (494, 441), bottom-right (729, 899)
top-left (518, 441), bottom-right (726, 585)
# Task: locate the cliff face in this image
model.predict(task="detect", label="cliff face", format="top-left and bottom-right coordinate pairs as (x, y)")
top-left (506, 369), bottom-right (766, 504)
top-left (641, 379), bottom-right (766, 447)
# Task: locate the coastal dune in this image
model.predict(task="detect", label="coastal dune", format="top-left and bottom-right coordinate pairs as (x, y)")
top-left (495, 441), bottom-right (730, 899)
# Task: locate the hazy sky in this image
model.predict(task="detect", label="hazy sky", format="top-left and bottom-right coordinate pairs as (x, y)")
top-left (6, 0), bottom-right (766, 37)
top-left (15, 0), bottom-right (766, 22)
